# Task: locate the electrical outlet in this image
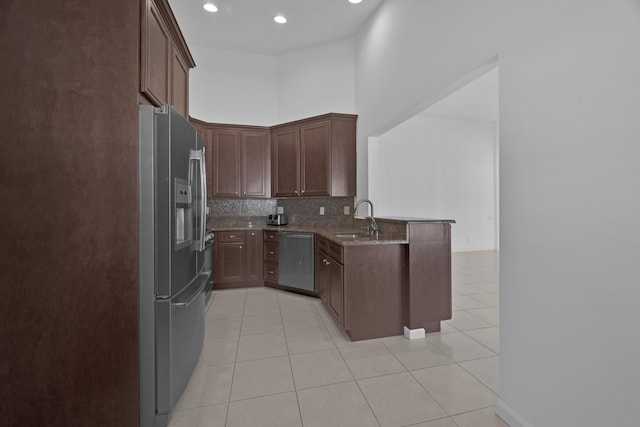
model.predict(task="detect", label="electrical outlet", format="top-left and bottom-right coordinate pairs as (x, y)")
top-left (319, 207), bottom-right (325, 215)
top-left (277, 206), bottom-right (284, 214)
top-left (344, 206), bottom-right (350, 215)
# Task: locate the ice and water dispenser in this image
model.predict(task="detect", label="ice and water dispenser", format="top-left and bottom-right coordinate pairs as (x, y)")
top-left (174, 178), bottom-right (192, 250)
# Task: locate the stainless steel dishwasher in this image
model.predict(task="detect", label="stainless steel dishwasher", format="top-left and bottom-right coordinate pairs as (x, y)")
top-left (278, 232), bottom-right (315, 292)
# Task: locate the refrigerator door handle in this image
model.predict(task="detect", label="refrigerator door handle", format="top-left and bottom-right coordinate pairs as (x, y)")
top-left (172, 273), bottom-right (209, 309)
top-left (189, 148), bottom-right (207, 252)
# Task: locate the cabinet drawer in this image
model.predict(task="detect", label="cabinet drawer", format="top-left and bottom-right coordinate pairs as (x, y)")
top-left (217, 230), bottom-right (244, 243)
top-left (264, 241), bottom-right (278, 262)
top-left (264, 262), bottom-right (278, 283)
top-left (317, 236), bottom-right (342, 263)
top-left (264, 231), bottom-right (278, 242)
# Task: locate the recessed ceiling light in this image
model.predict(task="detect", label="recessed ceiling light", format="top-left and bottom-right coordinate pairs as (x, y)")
top-left (349, 0), bottom-right (363, 4)
top-left (274, 15), bottom-right (287, 24)
top-left (203, 2), bottom-right (218, 12)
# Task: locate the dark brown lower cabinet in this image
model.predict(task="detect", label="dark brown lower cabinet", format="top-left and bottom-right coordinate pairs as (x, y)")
top-left (325, 254), bottom-right (344, 326)
top-left (214, 230), bottom-right (263, 288)
top-left (315, 236), bottom-right (345, 327)
top-left (263, 231), bottom-right (279, 285)
top-left (316, 235), bottom-right (408, 341)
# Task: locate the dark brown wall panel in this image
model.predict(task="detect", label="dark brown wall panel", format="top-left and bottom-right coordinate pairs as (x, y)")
top-left (0, 1), bottom-right (140, 426)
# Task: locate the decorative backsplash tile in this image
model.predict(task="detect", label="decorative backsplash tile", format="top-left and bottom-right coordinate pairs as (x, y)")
top-left (207, 197), bottom-right (355, 228)
top-left (277, 197), bottom-right (354, 227)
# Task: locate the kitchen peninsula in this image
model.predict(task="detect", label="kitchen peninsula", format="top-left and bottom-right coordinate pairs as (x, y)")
top-left (209, 214), bottom-right (455, 341)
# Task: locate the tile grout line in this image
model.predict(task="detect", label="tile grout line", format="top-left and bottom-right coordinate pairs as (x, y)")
top-left (223, 290), bottom-right (248, 427)
top-left (277, 292), bottom-right (305, 427)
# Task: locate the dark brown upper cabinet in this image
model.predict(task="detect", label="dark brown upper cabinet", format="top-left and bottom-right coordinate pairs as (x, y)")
top-left (209, 126), bottom-right (270, 198)
top-left (140, 0), bottom-right (195, 118)
top-left (271, 114), bottom-right (357, 198)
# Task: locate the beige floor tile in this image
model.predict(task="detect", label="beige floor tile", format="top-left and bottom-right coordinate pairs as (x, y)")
top-left (282, 309), bottom-right (325, 331)
top-left (452, 406), bottom-right (509, 427)
top-left (452, 295), bottom-right (489, 310)
top-left (427, 332), bottom-right (496, 362)
top-left (444, 311), bottom-right (492, 331)
top-left (205, 316), bottom-right (242, 339)
top-left (209, 289), bottom-right (246, 305)
top-left (207, 302), bottom-right (245, 319)
top-left (230, 356), bottom-right (294, 401)
top-left (339, 341), bottom-right (406, 379)
top-left (290, 349), bottom-right (353, 389)
top-left (464, 327), bottom-right (499, 353)
top-left (405, 417), bottom-right (457, 427)
top-left (199, 336), bottom-right (239, 366)
top-left (168, 403), bottom-right (228, 427)
top-left (236, 332), bottom-right (288, 361)
top-left (459, 356), bottom-right (500, 395)
top-left (297, 381), bottom-right (380, 427)
top-left (175, 364), bottom-right (234, 410)
top-left (242, 302), bottom-right (281, 317)
top-left (452, 284), bottom-right (485, 295)
top-left (468, 293), bottom-right (500, 306)
top-left (466, 307), bottom-right (500, 326)
top-left (240, 313), bottom-right (284, 336)
top-left (358, 372), bottom-right (447, 427)
top-left (393, 346), bottom-right (453, 372)
top-left (473, 283), bottom-right (500, 293)
top-left (412, 364), bottom-right (496, 415)
top-left (285, 326), bottom-right (336, 354)
top-left (226, 392), bottom-right (302, 427)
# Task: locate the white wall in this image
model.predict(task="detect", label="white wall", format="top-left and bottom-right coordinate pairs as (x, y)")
top-left (277, 39), bottom-right (356, 123)
top-left (496, 1), bottom-right (640, 426)
top-left (189, 40), bottom-right (356, 126)
top-left (354, 0), bottom-right (500, 199)
top-left (370, 116), bottom-right (497, 251)
top-left (188, 45), bottom-right (279, 125)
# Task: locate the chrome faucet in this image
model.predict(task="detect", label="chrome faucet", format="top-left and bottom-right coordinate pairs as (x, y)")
top-left (354, 199), bottom-right (379, 238)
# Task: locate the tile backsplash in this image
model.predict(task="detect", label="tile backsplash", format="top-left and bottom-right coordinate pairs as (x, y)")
top-left (207, 197), bottom-right (355, 228)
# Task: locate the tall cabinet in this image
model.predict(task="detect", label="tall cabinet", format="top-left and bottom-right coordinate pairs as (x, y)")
top-left (140, 0), bottom-right (195, 118)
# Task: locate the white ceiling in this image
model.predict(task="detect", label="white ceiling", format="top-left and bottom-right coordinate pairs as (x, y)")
top-left (168, 0), bottom-right (385, 55)
top-left (420, 68), bottom-right (499, 122)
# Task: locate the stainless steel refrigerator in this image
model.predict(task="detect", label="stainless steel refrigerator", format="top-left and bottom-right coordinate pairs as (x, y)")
top-left (138, 105), bottom-right (211, 427)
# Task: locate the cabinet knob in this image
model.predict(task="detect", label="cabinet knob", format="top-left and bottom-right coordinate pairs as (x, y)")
top-left (251, 232), bottom-right (255, 236)
top-left (294, 190), bottom-right (298, 194)
top-left (239, 246), bottom-right (242, 249)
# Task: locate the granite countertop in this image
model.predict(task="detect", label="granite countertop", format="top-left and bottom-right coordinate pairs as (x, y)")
top-left (208, 215), bottom-right (456, 246)
top-left (208, 221), bottom-right (408, 246)
top-left (377, 216), bottom-right (456, 224)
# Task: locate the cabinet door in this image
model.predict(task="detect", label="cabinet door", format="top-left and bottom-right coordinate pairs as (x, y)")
top-left (211, 129), bottom-right (241, 197)
top-left (327, 256), bottom-right (344, 326)
top-left (241, 130), bottom-right (269, 198)
top-left (244, 231), bottom-right (263, 281)
top-left (217, 243), bottom-right (244, 283)
top-left (170, 47), bottom-right (189, 117)
top-left (141, 0), bottom-right (171, 106)
top-left (272, 127), bottom-right (300, 197)
top-left (300, 120), bottom-right (331, 197)
top-left (316, 251), bottom-right (329, 304)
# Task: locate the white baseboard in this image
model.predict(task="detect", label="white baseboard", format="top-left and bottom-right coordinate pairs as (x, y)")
top-left (403, 326), bottom-right (425, 340)
top-left (495, 399), bottom-right (532, 427)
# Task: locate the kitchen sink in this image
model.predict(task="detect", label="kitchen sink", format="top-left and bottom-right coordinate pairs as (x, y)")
top-left (334, 232), bottom-right (371, 239)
